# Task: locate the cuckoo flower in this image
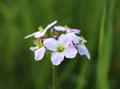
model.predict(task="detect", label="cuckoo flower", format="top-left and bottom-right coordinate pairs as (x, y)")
top-left (25, 20), bottom-right (91, 65)
top-left (24, 20), bottom-right (57, 39)
top-left (54, 26), bottom-right (80, 34)
top-left (76, 36), bottom-right (90, 59)
top-left (43, 34), bottom-right (77, 65)
top-left (65, 33), bottom-right (80, 44)
top-left (30, 39), bottom-right (46, 61)
top-left (54, 26), bottom-right (80, 43)
top-left (54, 25), bottom-right (90, 60)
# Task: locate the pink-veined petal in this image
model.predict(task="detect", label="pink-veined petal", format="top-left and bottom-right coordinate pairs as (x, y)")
top-left (51, 52), bottom-right (64, 65)
top-left (66, 33), bottom-right (80, 43)
top-left (34, 46), bottom-right (46, 61)
top-left (43, 38), bottom-right (59, 51)
top-left (64, 47), bottom-right (77, 58)
top-left (54, 26), bottom-right (66, 31)
top-left (58, 34), bottom-right (72, 47)
top-left (77, 44), bottom-right (90, 60)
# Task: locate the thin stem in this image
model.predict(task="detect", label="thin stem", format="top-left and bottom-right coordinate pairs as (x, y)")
top-left (52, 65), bottom-right (56, 89)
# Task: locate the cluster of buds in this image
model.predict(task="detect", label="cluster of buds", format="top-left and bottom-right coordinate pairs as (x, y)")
top-left (24, 21), bottom-right (90, 65)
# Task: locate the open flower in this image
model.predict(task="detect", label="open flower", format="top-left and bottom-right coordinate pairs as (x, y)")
top-left (30, 39), bottom-right (46, 61)
top-left (54, 26), bottom-right (80, 34)
top-left (43, 34), bottom-right (77, 65)
top-left (30, 46), bottom-right (46, 61)
top-left (24, 20), bottom-right (57, 39)
top-left (54, 26), bottom-right (80, 43)
top-left (76, 36), bottom-right (90, 59)
top-left (65, 33), bottom-right (80, 44)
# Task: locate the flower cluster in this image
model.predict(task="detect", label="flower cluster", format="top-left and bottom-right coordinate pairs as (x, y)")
top-left (24, 20), bottom-right (90, 65)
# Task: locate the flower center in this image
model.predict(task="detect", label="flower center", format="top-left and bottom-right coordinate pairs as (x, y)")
top-left (57, 44), bottom-right (64, 52)
top-left (33, 38), bottom-right (43, 48)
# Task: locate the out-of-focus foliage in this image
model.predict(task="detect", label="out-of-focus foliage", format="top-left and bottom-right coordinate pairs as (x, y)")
top-left (0, 0), bottom-right (119, 89)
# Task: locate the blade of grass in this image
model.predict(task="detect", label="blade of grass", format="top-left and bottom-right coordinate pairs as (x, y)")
top-left (0, 2), bottom-right (20, 89)
top-left (97, 0), bottom-right (115, 89)
top-left (76, 60), bottom-right (89, 89)
top-left (97, 2), bottom-right (107, 89)
top-left (74, 0), bottom-right (103, 89)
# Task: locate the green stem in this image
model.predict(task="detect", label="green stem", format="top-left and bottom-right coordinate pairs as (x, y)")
top-left (52, 65), bottom-right (56, 89)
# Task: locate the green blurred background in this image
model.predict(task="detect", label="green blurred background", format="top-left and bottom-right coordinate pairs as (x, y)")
top-left (0, 0), bottom-right (120, 89)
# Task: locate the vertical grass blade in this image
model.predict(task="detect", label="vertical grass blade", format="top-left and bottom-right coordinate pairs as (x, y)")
top-left (97, 0), bottom-right (116, 89)
top-left (97, 3), bottom-right (107, 89)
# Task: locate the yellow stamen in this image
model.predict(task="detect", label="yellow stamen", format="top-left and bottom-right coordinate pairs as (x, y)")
top-left (38, 26), bottom-right (44, 32)
top-left (57, 44), bottom-right (64, 52)
top-left (79, 36), bottom-right (87, 44)
top-left (33, 38), bottom-right (43, 48)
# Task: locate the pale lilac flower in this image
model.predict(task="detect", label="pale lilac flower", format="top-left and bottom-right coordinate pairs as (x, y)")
top-left (25, 20), bottom-right (90, 65)
top-left (24, 20), bottom-right (57, 39)
top-left (54, 26), bottom-right (80, 43)
top-left (77, 44), bottom-right (90, 59)
top-left (54, 26), bottom-right (80, 34)
top-left (76, 37), bottom-right (90, 59)
top-left (65, 33), bottom-right (80, 43)
top-left (43, 34), bottom-right (77, 65)
top-left (29, 46), bottom-right (46, 61)
top-left (34, 46), bottom-right (46, 61)
top-left (29, 38), bottom-right (47, 61)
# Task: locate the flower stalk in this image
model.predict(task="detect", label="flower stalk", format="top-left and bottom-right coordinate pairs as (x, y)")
top-left (52, 65), bottom-right (56, 89)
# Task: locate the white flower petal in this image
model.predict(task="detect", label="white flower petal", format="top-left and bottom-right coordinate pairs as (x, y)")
top-left (69, 29), bottom-right (80, 34)
top-left (24, 21), bottom-right (57, 39)
top-left (34, 47), bottom-right (46, 61)
top-left (30, 46), bottom-right (38, 51)
top-left (24, 31), bottom-right (38, 39)
top-left (43, 20), bottom-right (57, 36)
top-left (58, 34), bottom-right (72, 46)
top-left (66, 33), bottom-right (80, 43)
top-left (51, 52), bottom-right (64, 65)
top-left (54, 26), bottom-right (66, 31)
top-left (44, 20), bottom-right (57, 31)
top-left (77, 44), bottom-right (90, 60)
top-left (43, 38), bottom-right (59, 51)
top-left (24, 31), bottom-right (43, 39)
top-left (64, 47), bottom-right (77, 58)
top-left (34, 32), bottom-right (43, 38)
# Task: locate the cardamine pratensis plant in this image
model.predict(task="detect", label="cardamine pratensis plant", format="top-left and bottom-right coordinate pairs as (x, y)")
top-left (24, 20), bottom-right (90, 65)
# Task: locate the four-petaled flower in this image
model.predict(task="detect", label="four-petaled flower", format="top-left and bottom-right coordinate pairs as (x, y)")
top-left (43, 34), bottom-right (77, 65)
